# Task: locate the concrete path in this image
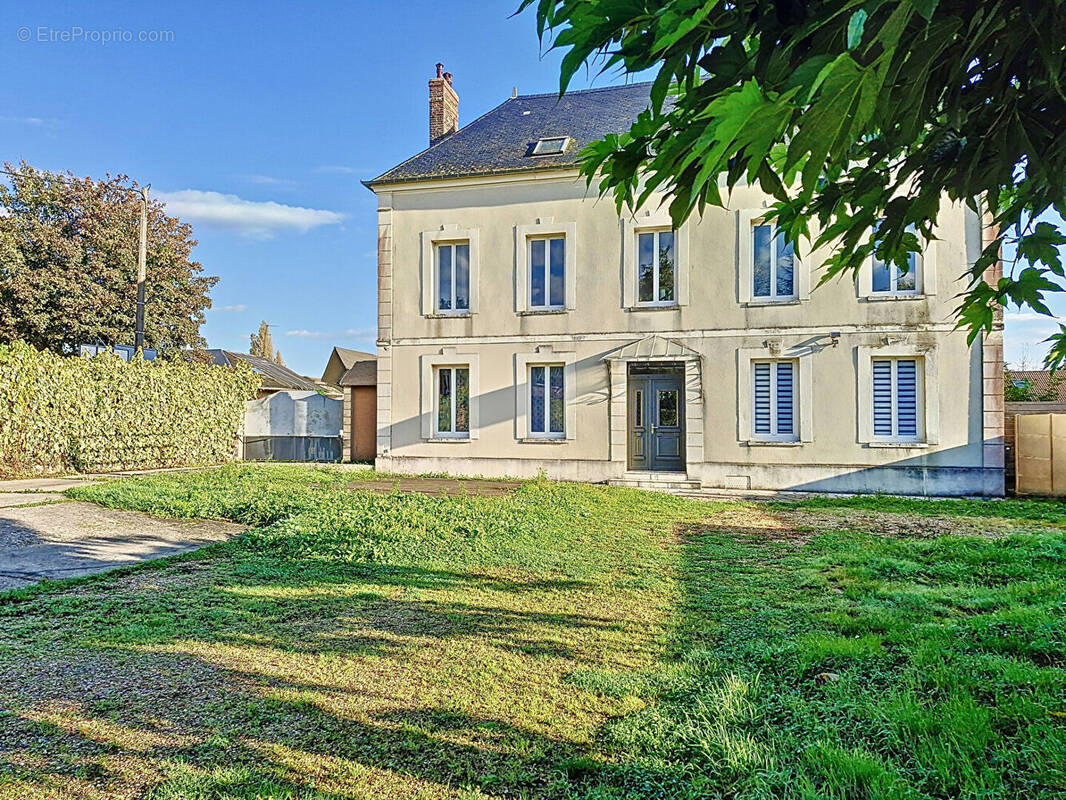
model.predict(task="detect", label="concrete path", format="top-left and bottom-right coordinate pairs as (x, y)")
top-left (0, 476), bottom-right (107, 493)
top-left (0, 501), bottom-right (244, 591)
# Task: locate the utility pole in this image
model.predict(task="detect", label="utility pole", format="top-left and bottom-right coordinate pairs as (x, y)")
top-left (135, 186), bottom-right (149, 352)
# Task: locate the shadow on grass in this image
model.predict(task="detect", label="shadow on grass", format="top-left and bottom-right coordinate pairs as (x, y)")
top-left (0, 555), bottom-right (641, 798)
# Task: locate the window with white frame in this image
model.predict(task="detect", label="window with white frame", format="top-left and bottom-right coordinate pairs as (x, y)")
top-left (435, 366), bottom-right (470, 438)
top-left (435, 241), bottom-right (470, 313)
top-left (529, 235), bottom-right (566, 309)
top-left (637, 229), bottom-right (676, 305)
top-left (752, 223), bottom-right (796, 300)
top-left (752, 360), bottom-right (798, 440)
top-left (528, 363), bottom-right (565, 438)
top-left (872, 358), bottom-right (921, 441)
top-left (871, 224), bottom-right (921, 295)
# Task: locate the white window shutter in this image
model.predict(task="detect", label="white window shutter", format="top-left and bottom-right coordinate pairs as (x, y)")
top-left (872, 360), bottom-right (893, 437)
top-left (776, 362), bottom-right (794, 435)
top-left (753, 362), bottom-right (771, 435)
top-left (896, 360), bottom-right (918, 437)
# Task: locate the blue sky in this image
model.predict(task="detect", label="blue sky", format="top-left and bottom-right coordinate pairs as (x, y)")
top-left (1, 0), bottom-right (1059, 374)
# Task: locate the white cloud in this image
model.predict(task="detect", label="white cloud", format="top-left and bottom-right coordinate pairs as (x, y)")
top-left (235, 173), bottom-right (297, 188)
top-left (156, 189), bottom-right (344, 237)
top-left (285, 327), bottom-right (376, 340)
top-left (215, 304), bottom-right (247, 312)
top-left (313, 165), bottom-right (357, 175)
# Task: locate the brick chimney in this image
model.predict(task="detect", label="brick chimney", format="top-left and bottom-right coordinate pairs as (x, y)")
top-left (429, 63), bottom-right (459, 145)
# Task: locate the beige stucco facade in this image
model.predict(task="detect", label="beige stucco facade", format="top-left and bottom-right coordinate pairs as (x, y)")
top-left (370, 169), bottom-right (1004, 495)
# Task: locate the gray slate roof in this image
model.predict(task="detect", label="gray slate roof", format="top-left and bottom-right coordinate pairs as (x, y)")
top-left (206, 349), bottom-right (321, 392)
top-left (367, 82), bottom-right (657, 186)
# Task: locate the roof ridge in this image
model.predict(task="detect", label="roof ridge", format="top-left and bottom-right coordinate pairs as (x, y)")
top-left (514, 80), bottom-right (655, 101)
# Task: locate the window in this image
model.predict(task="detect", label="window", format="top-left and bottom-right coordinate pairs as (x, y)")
top-left (435, 242), bottom-right (470, 313)
top-left (871, 224), bottom-right (921, 295)
top-left (529, 364), bottom-right (565, 437)
top-left (529, 236), bottom-right (566, 309)
top-left (422, 226), bottom-right (479, 316)
top-left (435, 366), bottom-right (470, 438)
top-left (637, 229), bottom-right (676, 305)
top-left (658, 389), bottom-right (679, 426)
top-left (752, 224), bottom-right (796, 300)
top-left (752, 360), bottom-right (797, 440)
top-left (532, 136), bottom-right (570, 156)
top-left (872, 358), bottom-right (920, 441)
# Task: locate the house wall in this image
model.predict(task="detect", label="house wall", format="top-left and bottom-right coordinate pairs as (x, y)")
top-left (372, 171), bottom-right (1001, 495)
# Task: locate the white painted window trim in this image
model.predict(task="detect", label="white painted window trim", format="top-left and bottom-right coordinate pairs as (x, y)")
top-left (514, 346), bottom-right (577, 441)
top-left (858, 232), bottom-right (936, 300)
top-left (514, 219), bottom-right (577, 313)
top-left (419, 349), bottom-right (480, 440)
top-left (622, 210), bottom-right (690, 308)
top-left (737, 209), bottom-right (810, 305)
top-left (737, 345), bottom-right (813, 444)
top-left (857, 342), bottom-right (939, 446)
top-left (421, 225), bottom-right (480, 316)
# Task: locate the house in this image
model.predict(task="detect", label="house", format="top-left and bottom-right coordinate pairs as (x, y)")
top-left (1005, 369), bottom-right (1066, 401)
top-left (362, 66), bottom-right (1005, 496)
top-left (321, 347), bottom-right (378, 461)
top-left (206, 349), bottom-right (323, 398)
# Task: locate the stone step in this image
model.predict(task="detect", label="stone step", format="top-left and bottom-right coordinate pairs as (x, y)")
top-left (607, 474), bottom-right (702, 492)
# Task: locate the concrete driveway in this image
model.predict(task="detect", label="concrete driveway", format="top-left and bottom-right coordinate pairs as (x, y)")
top-left (0, 484), bottom-right (244, 591)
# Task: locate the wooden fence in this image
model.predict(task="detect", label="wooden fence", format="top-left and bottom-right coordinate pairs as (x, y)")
top-left (1013, 411), bottom-right (1066, 495)
top-left (1004, 402), bottom-right (1066, 494)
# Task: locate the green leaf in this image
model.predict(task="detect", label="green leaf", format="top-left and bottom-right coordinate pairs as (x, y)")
top-left (847, 9), bottom-right (868, 50)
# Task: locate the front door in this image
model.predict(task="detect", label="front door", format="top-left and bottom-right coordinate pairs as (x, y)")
top-left (627, 374), bottom-right (685, 471)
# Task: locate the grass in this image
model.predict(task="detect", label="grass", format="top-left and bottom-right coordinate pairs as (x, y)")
top-left (0, 464), bottom-right (1063, 799)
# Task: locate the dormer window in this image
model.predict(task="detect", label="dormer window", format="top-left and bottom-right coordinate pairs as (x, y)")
top-left (532, 137), bottom-right (570, 156)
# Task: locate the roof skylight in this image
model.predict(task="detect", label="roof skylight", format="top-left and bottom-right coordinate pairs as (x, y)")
top-left (532, 136), bottom-right (570, 156)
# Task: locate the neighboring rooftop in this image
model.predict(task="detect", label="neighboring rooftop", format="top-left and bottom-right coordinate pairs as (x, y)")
top-left (206, 349), bottom-right (322, 392)
top-left (332, 347), bottom-right (376, 371)
top-left (321, 346), bottom-right (376, 388)
top-left (367, 81), bottom-right (658, 186)
top-left (339, 359), bottom-right (377, 387)
top-left (1007, 369), bottom-right (1066, 401)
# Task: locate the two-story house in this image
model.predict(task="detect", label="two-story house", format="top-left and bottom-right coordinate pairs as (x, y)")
top-left (364, 65), bottom-right (1005, 496)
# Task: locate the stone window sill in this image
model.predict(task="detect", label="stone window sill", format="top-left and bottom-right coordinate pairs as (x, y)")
top-left (425, 312), bottom-right (473, 319)
top-left (742, 298), bottom-right (802, 307)
top-left (744, 440), bottom-right (803, 447)
top-left (517, 437), bottom-right (568, 444)
top-left (862, 294), bottom-right (929, 302)
top-left (625, 304), bottom-right (681, 312)
top-left (425, 437), bottom-right (471, 443)
top-left (865, 441), bottom-right (929, 448)
top-left (518, 308), bottom-right (569, 316)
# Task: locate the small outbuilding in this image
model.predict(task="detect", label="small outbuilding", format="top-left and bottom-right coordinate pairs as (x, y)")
top-left (321, 347), bottom-right (377, 461)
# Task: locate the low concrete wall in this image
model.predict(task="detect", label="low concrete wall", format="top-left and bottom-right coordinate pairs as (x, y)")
top-left (376, 454), bottom-right (994, 496)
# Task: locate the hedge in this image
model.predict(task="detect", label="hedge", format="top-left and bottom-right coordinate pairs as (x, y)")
top-left (0, 341), bottom-right (261, 477)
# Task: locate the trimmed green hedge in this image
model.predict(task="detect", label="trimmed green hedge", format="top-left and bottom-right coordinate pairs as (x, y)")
top-left (0, 342), bottom-right (261, 477)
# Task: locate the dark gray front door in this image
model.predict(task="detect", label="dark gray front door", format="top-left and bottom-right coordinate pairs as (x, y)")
top-left (627, 375), bottom-right (685, 471)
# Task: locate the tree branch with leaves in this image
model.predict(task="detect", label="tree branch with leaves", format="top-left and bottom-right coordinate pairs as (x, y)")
top-left (521, 0), bottom-right (1066, 363)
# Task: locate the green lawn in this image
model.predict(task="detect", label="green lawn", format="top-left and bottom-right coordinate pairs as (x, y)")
top-left (1, 465), bottom-right (1064, 799)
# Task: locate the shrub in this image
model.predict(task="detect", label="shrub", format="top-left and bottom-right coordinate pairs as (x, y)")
top-left (0, 341), bottom-right (259, 476)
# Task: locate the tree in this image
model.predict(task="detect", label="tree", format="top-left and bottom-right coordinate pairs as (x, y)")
top-left (0, 162), bottom-right (216, 355)
top-left (250, 320), bottom-right (284, 366)
top-left (521, 0), bottom-right (1066, 363)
